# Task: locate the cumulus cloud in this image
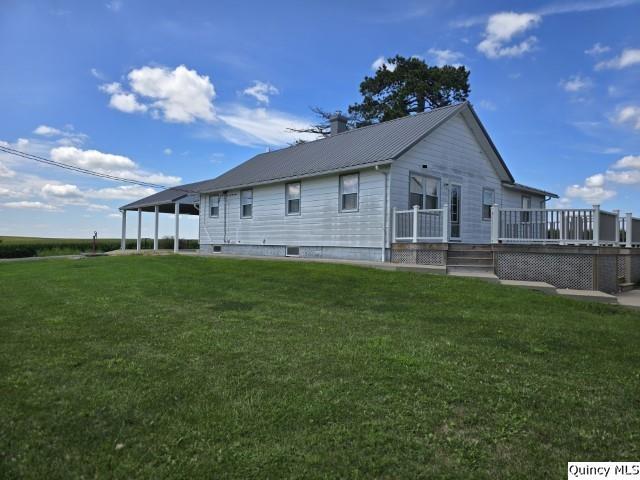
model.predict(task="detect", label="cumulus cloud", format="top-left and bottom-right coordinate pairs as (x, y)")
top-left (33, 125), bottom-right (63, 136)
top-left (49, 146), bottom-right (180, 185)
top-left (612, 105), bottom-right (640, 130)
top-left (1, 201), bottom-right (59, 211)
top-left (242, 81), bottom-right (279, 105)
top-left (88, 185), bottom-right (157, 200)
top-left (559, 75), bottom-right (593, 92)
top-left (611, 154), bottom-right (640, 169)
top-left (371, 56), bottom-right (397, 71)
top-left (585, 42), bottom-right (610, 55)
top-left (596, 48), bottom-right (640, 70)
top-left (605, 170), bottom-right (640, 184)
top-left (42, 183), bottom-right (84, 199)
top-left (0, 161), bottom-right (15, 178)
top-left (32, 124), bottom-right (87, 146)
top-left (477, 12), bottom-right (541, 59)
top-left (99, 65), bottom-right (216, 123)
top-left (218, 106), bottom-right (318, 146)
top-left (565, 183), bottom-right (616, 204)
top-left (428, 48), bottom-right (464, 67)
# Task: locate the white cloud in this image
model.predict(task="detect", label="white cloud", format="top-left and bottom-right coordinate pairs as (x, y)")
top-left (612, 105), bottom-right (640, 130)
top-left (51, 146), bottom-right (136, 170)
top-left (42, 183), bottom-right (84, 199)
top-left (596, 48), bottom-right (640, 70)
top-left (1, 201), bottom-right (59, 211)
top-left (88, 185), bottom-right (157, 200)
top-left (33, 125), bottom-right (63, 136)
top-left (428, 48), bottom-right (464, 67)
top-left (242, 81), bottom-right (279, 105)
top-left (108, 213), bottom-right (122, 218)
top-left (90, 68), bottom-right (105, 80)
top-left (478, 99), bottom-right (497, 111)
top-left (371, 56), bottom-right (397, 72)
top-left (605, 169), bottom-right (640, 184)
top-left (86, 204), bottom-right (110, 211)
top-left (106, 0), bottom-right (122, 11)
top-left (163, 148), bottom-right (172, 155)
top-left (128, 65), bottom-right (216, 123)
top-left (585, 42), bottom-right (611, 55)
top-left (603, 147), bottom-right (622, 154)
top-left (559, 75), bottom-right (593, 92)
top-left (565, 183), bottom-right (616, 204)
top-left (477, 12), bottom-right (541, 59)
top-left (32, 124), bottom-right (87, 145)
top-left (0, 161), bottom-right (15, 178)
top-left (612, 154), bottom-right (640, 169)
top-left (99, 65), bottom-right (216, 123)
top-left (218, 106), bottom-right (318, 146)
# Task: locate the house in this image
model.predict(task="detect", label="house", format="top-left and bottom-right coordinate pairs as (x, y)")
top-left (121, 102), bottom-right (556, 261)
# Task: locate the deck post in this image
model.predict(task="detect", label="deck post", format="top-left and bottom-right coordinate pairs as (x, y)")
top-left (153, 205), bottom-right (159, 251)
top-left (592, 204), bottom-right (600, 247)
top-left (490, 204), bottom-right (499, 244)
top-left (412, 205), bottom-right (419, 243)
top-left (120, 209), bottom-right (126, 251)
top-left (136, 208), bottom-right (142, 251)
top-left (174, 202), bottom-right (180, 253)
top-left (391, 207), bottom-right (396, 243)
top-left (626, 212), bottom-right (633, 247)
top-left (441, 203), bottom-right (449, 243)
top-left (613, 210), bottom-right (620, 246)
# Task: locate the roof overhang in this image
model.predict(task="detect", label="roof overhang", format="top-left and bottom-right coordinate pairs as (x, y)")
top-left (502, 182), bottom-right (559, 199)
top-left (120, 191), bottom-right (200, 215)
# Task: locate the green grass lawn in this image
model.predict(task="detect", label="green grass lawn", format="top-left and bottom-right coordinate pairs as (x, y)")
top-left (1, 256), bottom-right (639, 478)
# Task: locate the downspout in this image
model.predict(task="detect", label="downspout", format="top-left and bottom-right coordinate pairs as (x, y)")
top-left (376, 165), bottom-right (390, 262)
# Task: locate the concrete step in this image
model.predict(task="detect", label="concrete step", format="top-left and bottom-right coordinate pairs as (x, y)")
top-left (619, 282), bottom-right (636, 293)
top-left (447, 265), bottom-right (495, 275)
top-left (448, 270), bottom-right (499, 283)
top-left (447, 257), bottom-right (494, 266)
top-left (447, 251), bottom-right (493, 259)
top-left (448, 244), bottom-right (493, 252)
top-left (499, 280), bottom-right (557, 294)
top-left (556, 289), bottom-right (618, 304)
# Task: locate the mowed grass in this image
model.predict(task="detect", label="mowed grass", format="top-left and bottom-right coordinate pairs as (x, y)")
top-left (1, 256), bottom-right (639, 479)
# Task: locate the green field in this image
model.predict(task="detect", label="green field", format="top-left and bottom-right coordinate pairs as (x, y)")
top-left (1, 256), bottom-right (639, 478)
top-left (0, 236), bottom-right (198, 258)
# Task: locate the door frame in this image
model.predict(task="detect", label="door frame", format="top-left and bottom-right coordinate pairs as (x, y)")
top-left (449, 183), bottom-right (462, 240)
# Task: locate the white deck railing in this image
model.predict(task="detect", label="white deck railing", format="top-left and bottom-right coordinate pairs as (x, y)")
top-left (492, 205), bottom-right (632, 246)
top-left (392, 205), bottom-right (449, 243)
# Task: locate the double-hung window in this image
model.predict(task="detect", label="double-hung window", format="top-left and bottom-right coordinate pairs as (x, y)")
top-left (521, 195), bottom-right (531, 223)
top-left (286, 182), bottom-right (301, 215)
top-left (209, 194), bottom-right (219, 217)
top-left (409, 174), bottom-right (440, 209)
top-left (340, 173), bottom-right (359, 212)
top-left (240, 189), bottom-right (253, 218)
top-left (482, 188), bottom-right (495, 220)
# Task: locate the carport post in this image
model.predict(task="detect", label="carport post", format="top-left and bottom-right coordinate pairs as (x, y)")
top-left (153, 205), bottom-right (159, 251)
top-left (174, 202), bottom-right (180, 253)
top-left (136, 208), bottom-right (142, 251)
top-left (120, 209), bottom-right (126, 251)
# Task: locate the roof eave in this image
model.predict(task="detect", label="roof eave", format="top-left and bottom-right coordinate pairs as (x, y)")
top-left (502, 182), bottom-right (559, 199)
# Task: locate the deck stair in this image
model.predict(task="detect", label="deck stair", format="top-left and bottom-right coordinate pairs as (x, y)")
top-left (446, 244), bottom-right (494, 275)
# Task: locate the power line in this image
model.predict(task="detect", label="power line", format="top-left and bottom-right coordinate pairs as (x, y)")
top-left (0, 145), bottom-right (199, 195)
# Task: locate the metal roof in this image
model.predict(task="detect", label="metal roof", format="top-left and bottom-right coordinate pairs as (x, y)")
top-left (502, 182), bottom-right (558, 199)
top-left (121, 102), bottom-right (525, 210)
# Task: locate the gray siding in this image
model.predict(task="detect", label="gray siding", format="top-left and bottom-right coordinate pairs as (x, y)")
top-left (199, 168), bottom-right (386, 250)
top-left (389, 112), bottom-right (504, 243)
top-left (502, 188), bottom-right (545, 209)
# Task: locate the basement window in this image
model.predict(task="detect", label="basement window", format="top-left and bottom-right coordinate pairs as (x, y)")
top-left (286, 246), bottom-right (300, 257)
top-left (212, 245), bottom-right (222, 253)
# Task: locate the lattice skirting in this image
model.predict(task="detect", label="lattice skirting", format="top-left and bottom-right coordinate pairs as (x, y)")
top-left (617, 255), bottom-right (626, 280)
top-left (495, 252), bottom-right (595, 290)
top-left (391, 249), bottom-right (445, 266)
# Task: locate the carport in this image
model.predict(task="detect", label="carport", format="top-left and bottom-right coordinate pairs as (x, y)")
top-left (119, 188), bottom-right (199, 253)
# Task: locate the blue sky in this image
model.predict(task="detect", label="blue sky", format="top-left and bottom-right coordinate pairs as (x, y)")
top-left (1, 0), bottom-right (639, 239)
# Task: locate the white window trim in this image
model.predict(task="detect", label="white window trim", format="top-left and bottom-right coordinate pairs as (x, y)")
top-left (409, 172), bottom-right (441, 210)
top-left (285, 182), bottom-right (301, 216)
top-left (240, 189), bottom-right (253, 219)
top-left (339, 172), bottom-right (359, 213)
top-left (209, 194), bottom-right (220, 218)
top-left (482, 187), bottom-right (495, 221)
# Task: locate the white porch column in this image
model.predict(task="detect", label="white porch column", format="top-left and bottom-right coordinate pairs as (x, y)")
top-left (613, 210), bottom-right (620, 246)
top-left (626, 212), bottom-right (633, 248)
top-left (441, 203), bottom-right (449, 243)
top-left (153, 205), bottom-right (159, 251)
top-left (391, 207), bottom-right (397, 243)
top-left (412, 205), bottom-right (419, 243)
top-left (592, 204), bottom-right (600, 247)
top-left (174, 202), bottom-right (180, 253)
top-left (490, 204), bottom-right (499, 244)
top-left (120, 210), bottom-right (127, 251)
top-left (136, 208), bottom-right (142, 251)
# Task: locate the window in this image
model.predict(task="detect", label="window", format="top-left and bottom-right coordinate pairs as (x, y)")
top-left (482, 188), bottom-right (495, 220)
top-left (521, 195), bottom-right (531, 223)
top-left (240, 189), bottom-right (253, 218)
top-left (286, 182), bottom-right (301, 215)
top-left (209, 194), bottom-right (219, 217)
top-left (340, 173), bottom-right (359, 211)
top-left (212, 245), bottom-right (222, 253)
top-left (409, 174), bottom-right (440, 209)
top-left (286, 246), bottom-right (300, 256)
